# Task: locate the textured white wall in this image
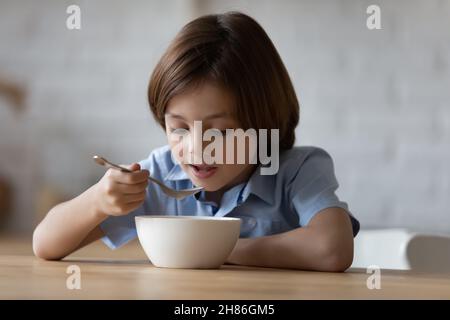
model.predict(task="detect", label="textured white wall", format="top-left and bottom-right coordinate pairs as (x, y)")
top-left (0, 0), bottom-right (449, 233)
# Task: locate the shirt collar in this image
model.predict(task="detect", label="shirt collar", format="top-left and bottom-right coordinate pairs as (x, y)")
top-left (241, 166), bottom-right (276, 205)
top-left (164, 151), bottom-right (191, 181)
top-left (164, 163), bottom-right (190, 181)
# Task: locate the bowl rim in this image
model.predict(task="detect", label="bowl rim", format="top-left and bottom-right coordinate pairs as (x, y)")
top-left (135, 215), bottom-right (241, 222)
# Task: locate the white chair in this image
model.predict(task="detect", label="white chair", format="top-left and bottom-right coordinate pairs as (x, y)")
top-left (351, 228), bottom-right (450, 273)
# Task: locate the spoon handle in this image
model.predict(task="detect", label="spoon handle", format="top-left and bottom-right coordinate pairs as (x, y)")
top-left (97, 156), bottom-right (133, 173)
top-left (106, 163), bottom-right (131, 173)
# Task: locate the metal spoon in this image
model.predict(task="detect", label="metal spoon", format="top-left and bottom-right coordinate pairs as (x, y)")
top-left (93, 155), bottom-right (203, 200)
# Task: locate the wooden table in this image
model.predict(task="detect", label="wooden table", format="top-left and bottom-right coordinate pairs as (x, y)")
top-left (1, 235), bottom-right (450, 299)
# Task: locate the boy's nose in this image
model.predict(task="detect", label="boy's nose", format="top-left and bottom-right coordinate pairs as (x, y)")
top-left (187, 134), bottom-right (203, 164)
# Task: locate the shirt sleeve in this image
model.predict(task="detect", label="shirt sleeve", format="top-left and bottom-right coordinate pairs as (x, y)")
top-left (289, 148), bottom-right (360, 237)
top-left (99, 205), bottom-right (144, 250)
top-left (99, 150), bottom-right (164, 249)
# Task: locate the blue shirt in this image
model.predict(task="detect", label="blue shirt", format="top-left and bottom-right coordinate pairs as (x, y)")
top-left (100, 145), bottom-right (360, 249)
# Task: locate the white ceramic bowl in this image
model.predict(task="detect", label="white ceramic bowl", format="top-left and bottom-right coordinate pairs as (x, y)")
top-left (135, 215), bottom-right (241, 269)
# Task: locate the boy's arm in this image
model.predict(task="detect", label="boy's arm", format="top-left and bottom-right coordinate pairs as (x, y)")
top-left (32, 184), bottom-right (108, 260)
top-left (75, 224), bottom-right (105, 250)
top-left (33, 163), bottom-right (149, 260)
top-left (226, 208), bottom-right (354, 272)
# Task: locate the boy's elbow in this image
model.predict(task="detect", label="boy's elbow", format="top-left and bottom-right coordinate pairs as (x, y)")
top-left (322, 251), bottom-right (353, 272)
top-left (32, 228), bottom-right (49, 260)
top-left (318, 239), bottom-right (354, 272)
top-left (32, 227), bottom-right (62, 261)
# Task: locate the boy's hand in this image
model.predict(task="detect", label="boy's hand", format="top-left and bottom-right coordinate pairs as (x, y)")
top-left (94, 163), bottom-right (149, 217)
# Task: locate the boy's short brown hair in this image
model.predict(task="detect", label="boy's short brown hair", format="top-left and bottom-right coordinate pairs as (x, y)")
top-left (148, 11), bottom-right (299, 150)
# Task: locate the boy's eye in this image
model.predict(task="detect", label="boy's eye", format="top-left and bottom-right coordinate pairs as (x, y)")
top-left (168, 128), bottom-right (190, 136)
top-left (209, 129), bottom-right (230, 136)
top-left (169, 128), bottom-right (230, 135)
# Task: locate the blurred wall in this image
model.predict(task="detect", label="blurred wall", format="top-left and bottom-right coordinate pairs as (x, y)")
top-left (0, 0), bottom-right (449, 234)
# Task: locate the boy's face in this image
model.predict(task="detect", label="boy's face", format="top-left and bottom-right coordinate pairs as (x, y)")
top-left (165, 83), bottom-right (256, 192)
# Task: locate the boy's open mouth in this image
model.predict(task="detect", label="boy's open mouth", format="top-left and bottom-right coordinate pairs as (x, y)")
top-left (188, 164), bottom-right (218, 179)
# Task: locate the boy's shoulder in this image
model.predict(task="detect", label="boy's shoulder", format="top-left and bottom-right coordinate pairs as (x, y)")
top-left (273, 146), bottom-right (340, 204)
top-left (280, 146), bottom-right (334, 168)
top-left (276, 146), bottom-right (336, 181)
